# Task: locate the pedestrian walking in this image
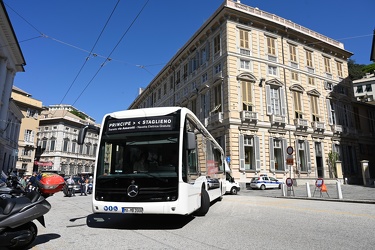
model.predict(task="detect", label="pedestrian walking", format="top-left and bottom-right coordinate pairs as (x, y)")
top-left (28, 172), bottom-right (39, 191)
top-left (78, 175), bottom-right (87, 196)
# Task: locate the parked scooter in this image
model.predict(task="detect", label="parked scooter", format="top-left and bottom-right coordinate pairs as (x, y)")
top-left (0, 175), bottom-right (26, 199)
top-left (0, 190), bottom-right (51, 249)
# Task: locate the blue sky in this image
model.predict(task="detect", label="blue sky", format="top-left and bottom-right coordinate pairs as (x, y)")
top-left (4, 0), bottom-right (375, 122)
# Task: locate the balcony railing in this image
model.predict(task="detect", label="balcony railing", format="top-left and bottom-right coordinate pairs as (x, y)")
top-left (209, 112), bottom-right (223, 124)
top-left (311, 121), bottom-right (325, 132)
top-left (241, 111), bottom-right (258, 123)
top-left (294, 118), bottom-right (308, 129)
top-left (270, 115), bottom-right (286, 125)
top-left (331, 124), bottom-right (343, 134)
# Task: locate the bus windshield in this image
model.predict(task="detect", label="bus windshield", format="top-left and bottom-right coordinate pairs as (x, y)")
top-left (97, 130), bottom-right (179, 177)
top-left (94, 113), bottom-right (181, 202)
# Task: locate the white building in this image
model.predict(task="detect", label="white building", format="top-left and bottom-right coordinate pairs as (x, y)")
top-left (0, 2), bottom-right (26, 173)
top-left (353, 72), bottom-right (375, 105)
top-left (37, 105), bottom-right (100, 175)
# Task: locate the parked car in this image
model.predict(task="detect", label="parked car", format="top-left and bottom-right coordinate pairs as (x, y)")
top-left (250, 174), bottom-right (283, 190)
top-left (207, 176), bottom-right (220, 190)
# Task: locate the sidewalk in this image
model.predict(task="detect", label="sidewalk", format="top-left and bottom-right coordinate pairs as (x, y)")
top-left (278, 183), bottom-right (375, 204)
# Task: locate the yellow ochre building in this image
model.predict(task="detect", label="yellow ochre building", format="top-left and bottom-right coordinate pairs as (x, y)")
top-left (129, 0), bottom-right (375, 186)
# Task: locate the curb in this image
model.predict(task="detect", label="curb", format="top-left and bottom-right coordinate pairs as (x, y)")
top-left (276, 196), bottom-right (375, 204)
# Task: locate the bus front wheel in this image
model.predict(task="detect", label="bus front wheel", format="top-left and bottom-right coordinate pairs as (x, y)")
top-left (195, 189), bottom-right (210, 216)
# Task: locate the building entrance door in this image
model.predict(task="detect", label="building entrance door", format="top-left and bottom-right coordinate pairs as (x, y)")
top-left (315, 142), bottom-right (324, 178)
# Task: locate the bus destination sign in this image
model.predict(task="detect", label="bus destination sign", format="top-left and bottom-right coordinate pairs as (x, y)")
top-left (107, 116), bottom-right (175, 133)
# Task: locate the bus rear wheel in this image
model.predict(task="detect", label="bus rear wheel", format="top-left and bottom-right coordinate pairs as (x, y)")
top-left (195, 189), bottom-right (210, 216)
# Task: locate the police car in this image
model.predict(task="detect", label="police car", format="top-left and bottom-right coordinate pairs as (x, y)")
top-left (250, 174), bottom-right (283, 190)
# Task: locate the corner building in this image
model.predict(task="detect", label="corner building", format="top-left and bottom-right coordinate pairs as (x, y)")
top-left (130, 1), bottom-right (374, 185)
top-left (11, 86), bottom-right (43, 176)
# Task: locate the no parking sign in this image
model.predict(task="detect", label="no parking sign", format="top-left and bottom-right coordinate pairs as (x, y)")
top-left (286, 177), bottom-right (293, 187)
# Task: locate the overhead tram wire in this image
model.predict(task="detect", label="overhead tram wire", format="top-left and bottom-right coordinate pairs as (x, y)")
top-left (71, 0), bottom-right (150, 107)
top-left (6, 0), bottom-right (158, 106)
top-left (6, 1), bottom-right (145, 116)
top-left (55, 0), bottom-right (122, 118)
top-left (4, 0), bottom-right (119, 118)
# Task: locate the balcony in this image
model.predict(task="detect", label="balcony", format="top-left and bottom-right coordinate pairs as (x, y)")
top-left (21, 140), bottom-right (35, 148)
top-left (270, 115), bottom-right (286, 126)
top-left (241, 111), bottom-right (258, 123)
top-left (331, 124), bottom-right (343, 134)
top-left (209, 112), bottom-right (223, 124)
top-left (294, 118), bottom-right (308, 129)
top-left (343, 127), bottom-right (357, 135)
top-left (311, 121), bottom-right (325, 132)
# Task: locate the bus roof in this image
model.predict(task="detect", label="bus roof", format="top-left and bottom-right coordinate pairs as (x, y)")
top-left (104, 107), bottom-right (186, 120)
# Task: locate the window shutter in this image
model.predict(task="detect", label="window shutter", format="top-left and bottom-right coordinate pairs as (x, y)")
top-left (269, 137), bottom-right (275, 172)
top-left (280, 87), bottom-right (286, 116)
top-left (326, 99), bottom-right (333, 125)
top-left (295, 140), bottom-right (299, 171)
top-left (282, 139), bottom-right (288, 171)
top-left (266, 85), bottom-right (272, 115)
top-left (239, 134), bottom-right (245, 171)
top-left (255, 136), bottom-right (261, 171)
top-left (305, 141), bottom-right (311, 172)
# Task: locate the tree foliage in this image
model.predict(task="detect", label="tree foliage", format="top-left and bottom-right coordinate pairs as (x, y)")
top-left (362, 63), bottom-right (375, 74)
top-left (70, 110), bottom-right (86, 120)
top-left (327, 151), bottom-right (339, 178)
top-left (348, 59), bottom-right (375, 80)
top-left (348, 59), bottom-right (365, 80)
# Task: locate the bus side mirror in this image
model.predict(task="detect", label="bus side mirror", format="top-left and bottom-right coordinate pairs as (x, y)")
top-left (78, 125), bottom-right (100, 145)
top-left (186, 132), bottom-right (196, 150)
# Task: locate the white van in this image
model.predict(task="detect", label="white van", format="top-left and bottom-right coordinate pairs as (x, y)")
top-left (224, 162), bottom-right (240, 195)
top-left (225, 172), bottom-right (240, 195)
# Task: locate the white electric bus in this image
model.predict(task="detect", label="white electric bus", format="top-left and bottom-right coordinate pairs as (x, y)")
top-left (78, 107), bottom-right (226, 216)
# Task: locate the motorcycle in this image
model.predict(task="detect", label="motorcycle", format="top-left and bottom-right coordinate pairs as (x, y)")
top-left (64, 183), bottom-right (75, 197)
top-left (0, 175), bottom-right (26, 199)
top-left (0, 190), bottom-right (51, 249)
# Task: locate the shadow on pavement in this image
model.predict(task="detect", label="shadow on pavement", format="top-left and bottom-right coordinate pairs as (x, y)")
top-left (86, 213), bottom-right (194, 230)
top-left (29, 233), bottom-right (61, 249)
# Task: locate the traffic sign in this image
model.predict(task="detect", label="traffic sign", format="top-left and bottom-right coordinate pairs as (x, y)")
top-left (286, 178), bottom-right (293, 187)
top-left (286, 155), bottom-right (293, 165)
top-left (287, 146), bottom-right (293, 155)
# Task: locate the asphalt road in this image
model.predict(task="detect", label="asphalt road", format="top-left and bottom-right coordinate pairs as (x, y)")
top-left (27, 187), bottom-right (375, 250)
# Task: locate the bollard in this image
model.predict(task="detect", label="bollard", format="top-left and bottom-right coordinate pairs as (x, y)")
top-left (306, 182), bottom-right (311, 197)
top-left (281, 183), bottom-right (286, 197)
top-left (336, 180), bottom-right (343, 199)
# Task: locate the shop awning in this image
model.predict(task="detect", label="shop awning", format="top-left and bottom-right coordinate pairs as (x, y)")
top-left (34, 161), bottom-right (53, 167)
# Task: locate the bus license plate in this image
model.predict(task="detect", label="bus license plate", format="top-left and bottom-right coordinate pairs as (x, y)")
top-left (122, 207), bottom-right (143, 214)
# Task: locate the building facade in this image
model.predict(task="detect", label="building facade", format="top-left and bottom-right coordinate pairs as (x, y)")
top-left (353, 72), bottom-right (375, 104)
top-left (11, 86), bottom-right (44, 175)
top-left (0, 2), bottom-right (25, 174)
top-left (129, 0), bottom-right (375, 185)
top-left (37, 105), bottom-right (100, 176)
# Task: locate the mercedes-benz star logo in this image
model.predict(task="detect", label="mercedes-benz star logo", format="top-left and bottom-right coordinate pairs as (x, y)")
top-left (127, 184), bottom-right (139, 197)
